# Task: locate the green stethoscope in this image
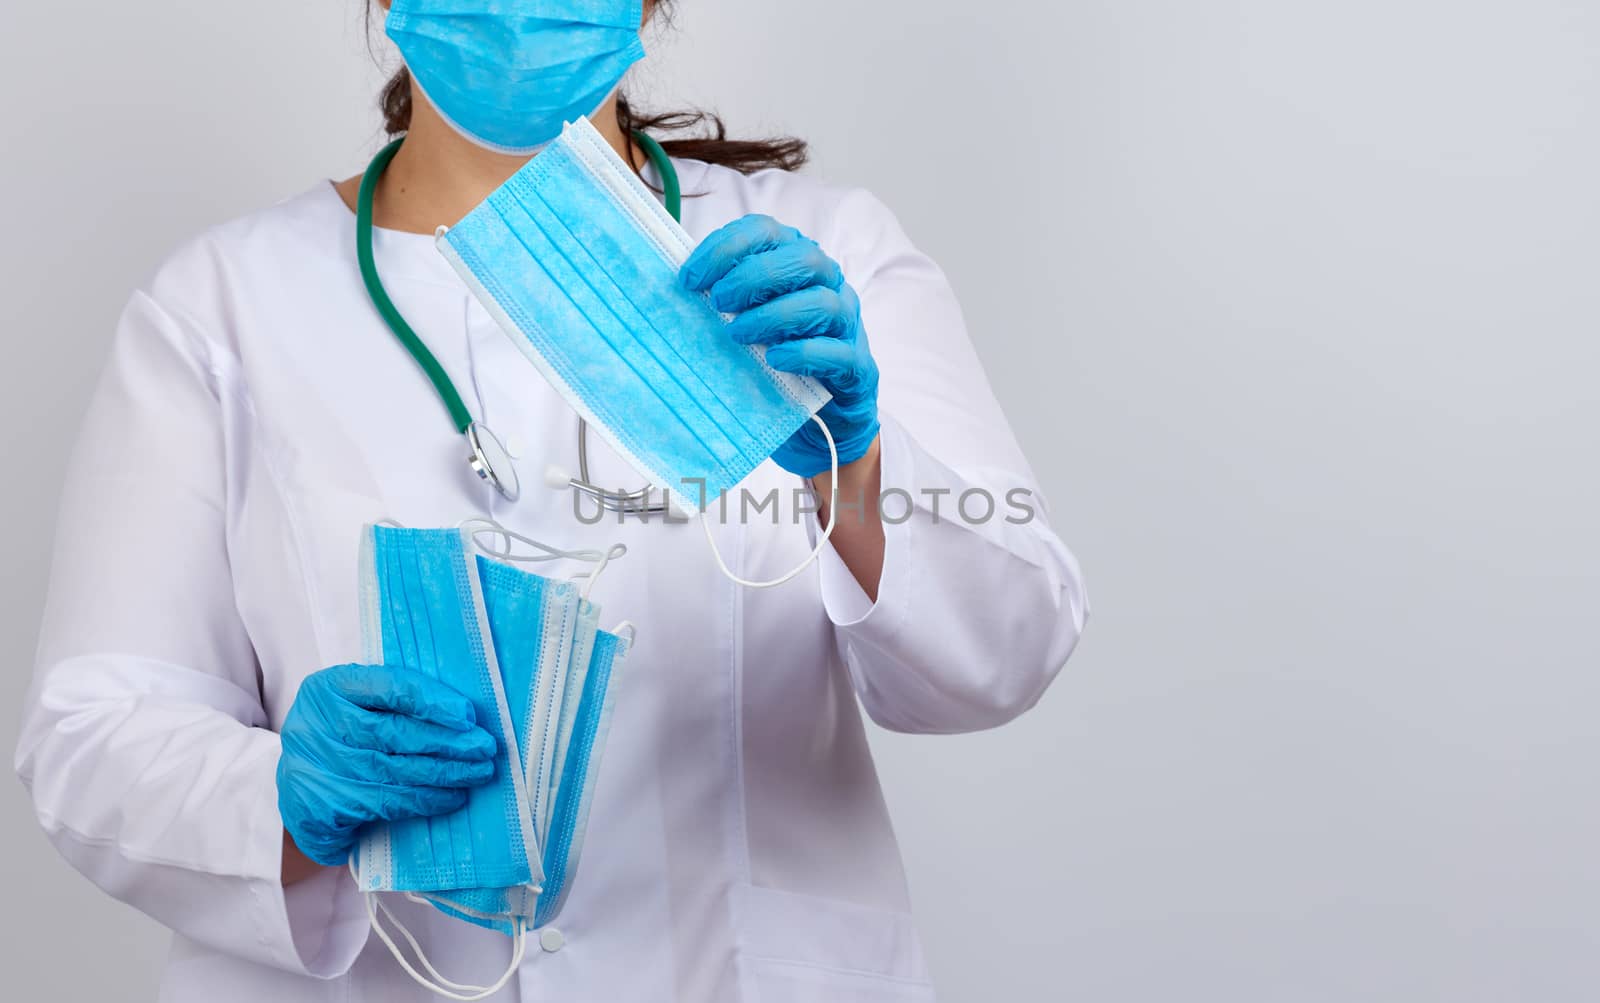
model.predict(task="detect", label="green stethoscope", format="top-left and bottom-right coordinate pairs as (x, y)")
top-left (357, 130), bottom-right (681, 511)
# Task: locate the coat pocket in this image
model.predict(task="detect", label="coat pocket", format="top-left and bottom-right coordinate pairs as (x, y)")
top-left (732, 884), bottom-right (936, 1002)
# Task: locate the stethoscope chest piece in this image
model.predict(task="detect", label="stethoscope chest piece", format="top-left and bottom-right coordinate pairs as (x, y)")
top-left (466, 421), bottom-right (520, 502)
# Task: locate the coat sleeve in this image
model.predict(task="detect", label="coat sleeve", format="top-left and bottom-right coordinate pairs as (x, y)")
top-left (14, 287), bottom-right (369, 977)
top-left (812, 189), bottom-right (1090, 735)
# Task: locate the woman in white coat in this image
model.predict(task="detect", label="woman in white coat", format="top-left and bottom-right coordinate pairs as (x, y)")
top-left (16, 2), bottom-right (1087, 1000)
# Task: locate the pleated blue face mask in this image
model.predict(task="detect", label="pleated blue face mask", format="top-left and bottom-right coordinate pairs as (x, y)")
top-left (437, 116), bottom-right (835, 521)
top-left (430, 615), bottom-right (635, 936)
top-left (354, 524), bottom-right (630, 998)
top-left (535, 621), bottom-right (633, 928)
top-left (416, 556), bottom-right (586, 932)
top-left (386, 0), bottom-right (646, 155)
top-left (417, 558), bottom-right (630, 939)
top-left (353, 526), bottom-right (539, 897)
top-left (544, 598), bottom-right (603, 832)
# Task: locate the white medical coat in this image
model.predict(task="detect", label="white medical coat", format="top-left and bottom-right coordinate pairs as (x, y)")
top-left (16, 156), bottom-right (1087, 1002)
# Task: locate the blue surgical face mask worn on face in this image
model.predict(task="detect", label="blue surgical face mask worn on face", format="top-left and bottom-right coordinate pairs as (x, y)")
top-left (385, 0), bottom-right (647, 155)
top-left (438, 117), bottom-right (844, 588)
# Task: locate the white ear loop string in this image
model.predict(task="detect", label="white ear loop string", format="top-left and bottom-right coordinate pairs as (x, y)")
top-left (350, 860), bottom-right (527, 1000)
top-left (387, 518), bottom-right (626, 597)
top-left (370, 895), bottom-right (526, 1000)
top-left (375, 895), bottom-right (525, 997)
top-left (459, 518), bottom-right (628, 599)
top-left (699, 414), bottom-right (839, 590)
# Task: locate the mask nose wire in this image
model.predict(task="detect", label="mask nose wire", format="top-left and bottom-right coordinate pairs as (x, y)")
top-left (699, 414), bottom-right (839, 590)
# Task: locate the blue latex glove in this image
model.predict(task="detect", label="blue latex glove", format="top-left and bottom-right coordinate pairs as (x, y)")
top-left (277, 663), bottom-right (498, 866)
top-left (682, 215), bottom-right (881, 478)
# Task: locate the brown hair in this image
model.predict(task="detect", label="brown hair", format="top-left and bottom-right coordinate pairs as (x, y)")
top-left (372, 2), bottom-right (808, 174)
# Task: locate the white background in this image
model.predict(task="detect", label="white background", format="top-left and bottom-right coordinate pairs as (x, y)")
top-left (4, 1), bottom-right (1599, 999)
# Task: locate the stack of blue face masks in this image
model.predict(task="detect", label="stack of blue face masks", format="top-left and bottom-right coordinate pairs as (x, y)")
top-left (351, 524), bottom-right (633, 997)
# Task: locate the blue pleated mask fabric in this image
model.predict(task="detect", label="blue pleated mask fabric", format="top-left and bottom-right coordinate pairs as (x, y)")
top-left (414, 556), bottom-right (586, 932)
top-left (352, 526), bottom-right (541, 897)
top-left (544, 598), bottom-right (604, 839)
top-left (431, 613), bottom-right (633, 935)
top-left (535, 621), bottom-right (632, 928)
top-left (437, 116), bottom-right (833, 517)
top-left (386, 0), bottom-right (645, 155)
top-left (350, 526), bottom-right (635, 997)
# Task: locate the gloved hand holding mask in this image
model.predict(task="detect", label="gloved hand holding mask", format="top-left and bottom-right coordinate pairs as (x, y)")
top-left (337, 523), bottom-right (635, 1000)
top-left (277, 663), bottom-right (499, 867)
top-left (681, 215), bottom-right (882, 478)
